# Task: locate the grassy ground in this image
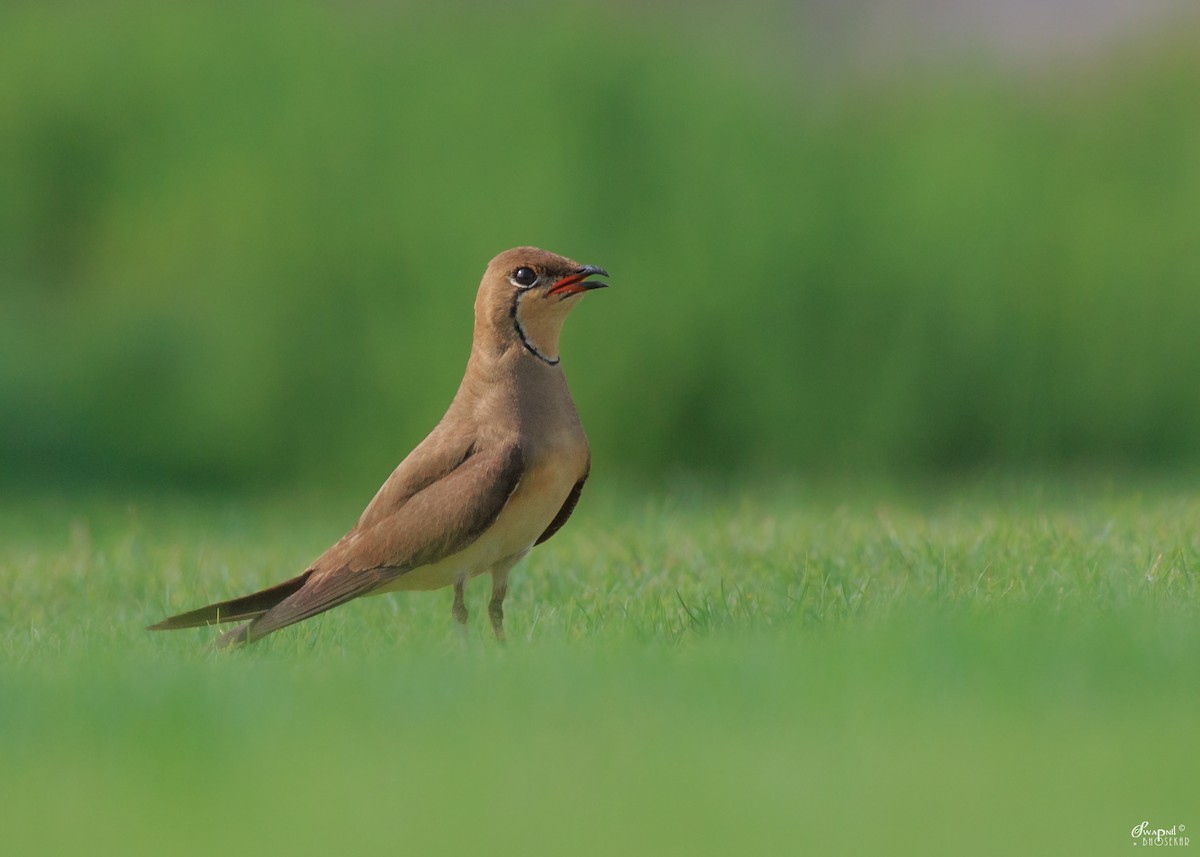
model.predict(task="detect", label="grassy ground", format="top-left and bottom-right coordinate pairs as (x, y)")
top-left (0, 478), bottom-right (1196, 855)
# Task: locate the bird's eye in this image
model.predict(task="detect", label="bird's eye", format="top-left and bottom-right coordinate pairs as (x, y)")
top-left (512, 267), bottom-right (538, 287)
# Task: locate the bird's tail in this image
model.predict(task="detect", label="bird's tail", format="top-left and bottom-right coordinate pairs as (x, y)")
top-left (147, 570), bottom-right (314, 637)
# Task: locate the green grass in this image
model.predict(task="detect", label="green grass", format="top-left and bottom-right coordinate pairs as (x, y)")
top-left (1, 479), bottom-right (1197, 856)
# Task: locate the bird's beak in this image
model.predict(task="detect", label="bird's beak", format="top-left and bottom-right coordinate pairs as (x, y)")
top-left (546, 265), bottom-right (609, 300)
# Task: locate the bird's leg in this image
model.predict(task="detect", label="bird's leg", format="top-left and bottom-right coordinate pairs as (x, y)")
top-left (485, 554), bottom-right (523, 644)
top-left (452, 578), bottom-right (468, 630)
top-left (488, 573), bottom-right (508, 644)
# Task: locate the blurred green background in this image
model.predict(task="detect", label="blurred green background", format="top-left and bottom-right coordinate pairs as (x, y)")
top-left (2, 0), bottom-right (1199, 489)
top-left (4, 6), bottom-right (1199, 855)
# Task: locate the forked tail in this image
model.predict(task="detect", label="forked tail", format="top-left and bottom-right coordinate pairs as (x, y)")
top-left (147, 570), bottom-right (314, 636)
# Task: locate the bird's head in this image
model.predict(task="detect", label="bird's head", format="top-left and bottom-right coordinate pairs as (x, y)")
top-left (475, 247), bottom-right (609, 366)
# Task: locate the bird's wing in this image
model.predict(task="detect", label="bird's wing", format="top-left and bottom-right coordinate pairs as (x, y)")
top-left (232, 441), bottom-right (525, 643)
top-left (535, 464), bottom-right (589, 546)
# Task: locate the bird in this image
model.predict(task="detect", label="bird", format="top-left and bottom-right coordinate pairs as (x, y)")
top-left (148, 247), bottom-right (608, 647)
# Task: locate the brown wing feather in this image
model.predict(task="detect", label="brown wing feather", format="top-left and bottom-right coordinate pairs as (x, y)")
top-left (219, 565), bottom-right (391, 646)
top-left (224, 442), bottom-right (525, 645)
top-left (150, 426), bottom-right (476, 636)
top-left (535, 466), bottom-right (589, 546)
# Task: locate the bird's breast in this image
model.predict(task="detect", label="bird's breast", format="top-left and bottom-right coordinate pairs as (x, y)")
top-left (499, 440), bottom-right (588, 545)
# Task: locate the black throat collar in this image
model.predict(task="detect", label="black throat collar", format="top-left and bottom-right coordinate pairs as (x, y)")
top-left (509, 292), bottom-right (560, 366)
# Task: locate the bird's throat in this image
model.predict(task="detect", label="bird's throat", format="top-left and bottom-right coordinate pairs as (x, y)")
top-left (511, 294), bottom-right (562, 366)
